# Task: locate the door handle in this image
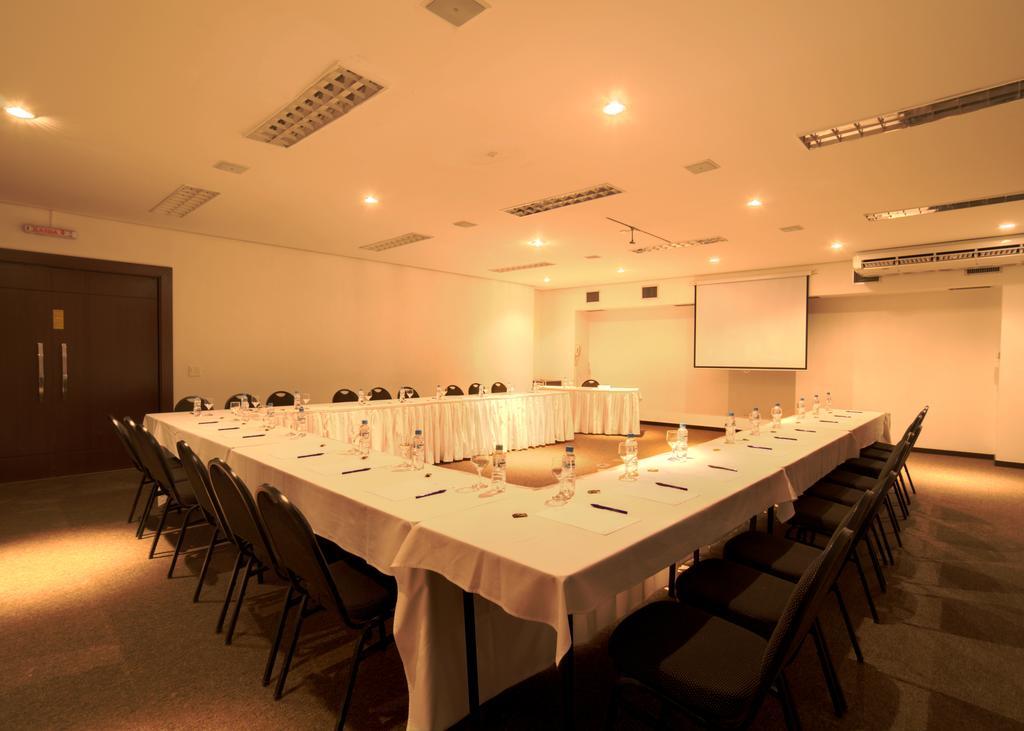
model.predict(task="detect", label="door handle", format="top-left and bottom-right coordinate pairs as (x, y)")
top-left (37, 342), bottom-right (44, 401)
top-left (61, 343), bottom-right (69, 398)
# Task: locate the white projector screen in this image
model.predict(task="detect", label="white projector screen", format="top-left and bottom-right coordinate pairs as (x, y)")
top-left (694, 275), bottom-right (809, 369)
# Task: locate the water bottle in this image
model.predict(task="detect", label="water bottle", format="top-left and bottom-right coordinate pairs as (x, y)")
top-left (296, 400), bottom-right (306, 430)
top-left (293, 392), bottom-right (300, 410)
top-left (771, 402), bottom-right (783, 429)
top-left (560, 445), bottom-right (576, 497)
top-left (357, 419), bottom-right (370, 457)
top-left (678, 423), bottom-right (688, 458)
top-left (725, 411), bottom-right (737, 444)
top-left (357, 388), bottom-right (365, 404)
top-left (411, 428), bottom-right (425, 470)
top-left (192, 397), bottom-right (201, 417)
top-left (797, 396), bottom-right (806, 421)
top-left (750, 406), bottom-right (761, 436)
top-left (625, 433), bottom-right (639, 479)
top-left (491, 444), bottom-right (506, 488)
top-left (435, 384), bottom-right (442, 400)
top-left (825, 391), bottom-right (833, 413)
top-left (813, 393), bottom-right (821, 417)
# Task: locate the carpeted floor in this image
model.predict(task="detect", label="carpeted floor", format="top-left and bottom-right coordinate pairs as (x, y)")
top-left (1, 430), bottom-right (1023, 730)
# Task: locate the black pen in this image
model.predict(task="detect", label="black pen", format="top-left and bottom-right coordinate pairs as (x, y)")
top-left (198, 420), bottom-right (218, 424)
top-left (774, 436), bottom-right (798, 441)
top-left (242, 434), bottom-right (265, 439)
top-left (747, 445), bottom-right (773, 451)
top-left (296, 452), bottom-right (323, 459)
top-left (655, 482), bottom-right (688, 491)
top-left (794, 428), bottom-right (817, 433)
top-left (819, 419), bottom-right (840, 423)
top-left (415, 489), bottom-right (446, 499)
top-left (218, 427), bottom-right (239, 431)
top-left (341, 467), bottom-right (371, 475)
top-left (708, 464), bottom-right (739, 472)
top-left (591, 503), bottom-right (628, 514)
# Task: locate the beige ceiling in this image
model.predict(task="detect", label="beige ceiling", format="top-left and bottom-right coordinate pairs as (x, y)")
top-left (2, 0), bottom-right (1023, 289)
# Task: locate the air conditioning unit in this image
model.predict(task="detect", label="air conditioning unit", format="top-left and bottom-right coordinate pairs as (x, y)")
top-left (853, 235), bottom-right (1024, 276)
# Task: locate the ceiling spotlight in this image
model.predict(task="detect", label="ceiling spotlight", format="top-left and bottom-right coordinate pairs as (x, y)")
top-left (830, 241), bottom-right (844, 250)
top-left (998, 222), bottom-right (1016, 230)
top-left (529, 238), bottom-right (544, 248)
top-left (616, 267), bottom-right (626, 273)
top-left (4, 105), bottom-right (35, 120)
top-left (543, 276), bottom-right (551, 283)
top-left (1002, 239), bottom-right (1013, 244)
top-left (603, 100), bottom-right (626, 116)
top-left (363, 195), bottom-right (379, 205)
top-left (709, 256), bottom-right (721, 264)
top-left (746, 198), bottom-right (763, 208)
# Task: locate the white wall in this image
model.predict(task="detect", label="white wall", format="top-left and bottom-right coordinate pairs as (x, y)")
top-left (996, 283), bottom-right (1024, 464)
top-left (1, 201), bottom-right (535, 407)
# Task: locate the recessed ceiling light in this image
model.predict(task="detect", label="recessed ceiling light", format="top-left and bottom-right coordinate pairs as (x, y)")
top-left (543, 276), bottom-right (551, 283)
top-left (616, 267), bottom-right (625, 273)
top-left (709, 256), bottom-right (720, 264)
top-left (363, 195), bottom-right (379, 205)
top-left (830, 241), bottom-right (844, 250)
top-left (1002, 239), bottom-right (1013, 244)
top-left (603, 100), bottom-right (626, 116)
top-left (4, 105), bottom-right (35, 120)
top-left (998, 222), bottom-right (1016, 230)
top-left (529, 238), bottom-right (544, 248)
top-left (746, 198), bottom-right (763, 208)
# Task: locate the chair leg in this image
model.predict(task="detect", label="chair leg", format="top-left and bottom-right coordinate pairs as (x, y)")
top-left (193, 527), bottom-right (220, 602)
top-left (864, 536), bottom-right (887, 592)
top-left (263, 585), bottom-right (296, 687)
top-left (884, 497), bottom-right (904, 548)
top-left (811, 621), bottom-right (847, 717)
top-left (851, 549), bottom-right (880, 623)
top-left (776, 672), bottom-right (803, 731)
top-left (148, 499), bottom-right (172, 559)
top-left (874, 515), bottom-right (894, 565)
top-left (275, 594), bottom-right (309, 700)
top-left (168, 506), bottom-right (199, 578)
top-left (136, 484), bottom-right (158, 538)
top-left (336, 624), bottom-right (374, 730)
top-left (832, 585), bottom-right (863, 663)
top-left (898, 471), bottom-right (912, 506)
top-left (226, 556), bottom-right (256, 645)
top-left (217, 549), bottom-right (245, 634)
top-left (127, 474), bottom-right (149, 522)
top-left (904, 463), bottom-right (917, 494)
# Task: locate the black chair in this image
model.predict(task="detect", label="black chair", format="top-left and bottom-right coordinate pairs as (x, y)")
top-left (174, 395), bottom-right (212, 412)
top-left (131, 423), bottom-right (204, 576)
top-left (445, 384), bottom-right (464, 396)
top-left (109, 414), bottom-right (153, 524)
top-left (368, 387), bottom-right (392, 401)
top-left (333, 388), bottom-right (359, 403)
top-left (860, 407), bottom-right (928, 496)
top-left (581, 379), bottom-right (599, 388)
top-left (176, 441), bottom-right (234, 602)
top-left (607, 527), bottom-right (855, 730)
top-left (490, 382), bottom-right (507, 393)
top-left (123, 416), bottom-right (187, 539)
top-left (256, 484), bottom-right (397, 726)
top-left (467, 383), bottom-right (482, 395)
top-left (266, 391), bottom-right (295, 407)
top-left (225, 393), bottom-right (256, 409)
top-left (398, 386), bottom-right (420, 398)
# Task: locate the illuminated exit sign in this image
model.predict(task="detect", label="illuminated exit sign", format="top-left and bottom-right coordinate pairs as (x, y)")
top-left (22, 223), bottom-right (78, 239)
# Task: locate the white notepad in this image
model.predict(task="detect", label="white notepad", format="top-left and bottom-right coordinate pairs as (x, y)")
top-left (617, 481), bottom-right (699, 506)
top-left (537, 502), bottom-right (639, 535)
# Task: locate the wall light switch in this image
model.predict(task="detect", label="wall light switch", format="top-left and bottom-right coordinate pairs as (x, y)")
top-left (188, 366), bottom-right (201, 377)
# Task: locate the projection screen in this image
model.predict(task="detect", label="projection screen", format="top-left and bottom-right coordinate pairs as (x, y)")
top-left (694, 275), bottom-right (809, 369)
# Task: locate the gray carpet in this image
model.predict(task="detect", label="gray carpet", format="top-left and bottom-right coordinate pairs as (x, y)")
top-left (1, 432), bottom-right (1023, 730)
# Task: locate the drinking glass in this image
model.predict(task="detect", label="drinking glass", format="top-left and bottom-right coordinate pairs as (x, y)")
top-left (204, 400), bottom-right (216, 414)
top-left (470, 453), bottom-right (490, 489)
top-left (396, 441), bottom-right (412, 471)
top-left (301, 392), bottom-right (310, 407)
top-left (666, 429), bottom-right (680, 460)
top-left (229, 400), bottom-right (241, 419)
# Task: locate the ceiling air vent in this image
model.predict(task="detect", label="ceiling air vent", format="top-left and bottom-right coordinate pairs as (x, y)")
top-left (965, 266), bottom-right (1001, 275)
top-left (586, 291), bottom-right (600, 303)
top-left (247, 63), bottom-right (385, 148)
top-left (503, 184), bottom-right (622, 217)
top-left (800, 78), bottom-right (1024, 149)
top-left (780, 225), bottom-right (804, 233)
top-left (149, 185), bottom-right (220, 217)
top-left (865, 191), bottom-right (1024, 221)
top-left (452, 220), bottom-right (477, 228)
top-left (489, 261), bottom-right (554, 273)
top-left (584, 255), bottom-right (602, 259)
top-left (426, 0), bottom-right (487, 27)
top-left (642, 286), bottom-right (658, 299)
top-left (684, 159), bottom-right (719, 175)
top-left (633, 236), bottom-right (727, 254)
top-left (359, 232), bottom-right (432, 252)
top-left (213, 161), bottom-right (249, 174)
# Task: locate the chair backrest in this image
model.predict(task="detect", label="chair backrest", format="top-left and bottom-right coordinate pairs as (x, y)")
top-left (369, 387), bottom-right (392, 401)
top-left (467, 383), bottom-right (481, 395)
top-left (332, 388), bottom-right (359, 403)
top-left (207, 459), bottom-right (277, 565)
top-left (266, 391), bottom-right (295, 407)
top-left (109, 414), bottom-right (145, 473)
top-left (490, 382), bottom-right (507, 393)
top-left (399, 386), bottom-right (420, 398)
top-left (445, 384), bottom-right (464, 396)
top-left (176, 440), bottom-right (228, 530)
top-left (256, 484), bottom-right (363, 628)
top-left (129, 420), bottom-right (188, 505)
top-left (580, 379), bottom-right (599, 388)
top-left (174, 395), bottom-right (211, 412)
top-left (224, 393), bottom-right (255, 409)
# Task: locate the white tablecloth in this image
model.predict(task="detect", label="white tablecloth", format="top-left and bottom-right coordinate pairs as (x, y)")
top-left (542, 386), bottom-right (641, 436)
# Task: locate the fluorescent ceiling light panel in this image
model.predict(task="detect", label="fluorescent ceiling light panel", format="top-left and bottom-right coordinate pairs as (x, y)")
top-left (489, 261), bottom-right (555, 273)
top-left (632, 236), bottom-right (727, 254)
top-left (503, 184), bottom-right (622, 217)
top-left (359, 232), bottom-right (432, 252)
top-left (149, 185), bottom-right (220, 217)
top-left (864, 191), bottom-right (1024, 221)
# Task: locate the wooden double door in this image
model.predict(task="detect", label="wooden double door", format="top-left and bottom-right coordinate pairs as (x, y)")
top-left (0, 250), bottom-right (172, 482)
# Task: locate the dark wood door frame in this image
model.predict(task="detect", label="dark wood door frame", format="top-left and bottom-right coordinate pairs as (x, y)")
top-left (0, 248), bottom-right (173, 411)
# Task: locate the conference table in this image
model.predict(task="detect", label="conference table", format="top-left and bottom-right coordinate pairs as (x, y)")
top-left (144, 407), bottom-right (889, 730)
top-left (541, 385), bottom-right (641, 436)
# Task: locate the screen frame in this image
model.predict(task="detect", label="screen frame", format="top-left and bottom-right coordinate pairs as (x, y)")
top-left (692, 274), bottom-right (810, 370)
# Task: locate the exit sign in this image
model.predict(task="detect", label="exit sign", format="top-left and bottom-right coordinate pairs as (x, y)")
top-left (22, 223), bottom-right (78, 240)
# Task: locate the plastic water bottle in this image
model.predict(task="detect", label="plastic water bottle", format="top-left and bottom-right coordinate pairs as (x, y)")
top-left (797, 396), bottom-right (806, 421)
top-left (435, 384), bottom-right (443, 400)
top-left (292, 392), bottom-right (300, 410)
top-left (678, 423), bottom-right (688, 458)
top-left (561, 445), bottom-right (576, 496)
top-left (296, 400), bottom-right (306, 430)
top-left (626, 433), bottom-right (639, 478)
top-left (357, 419), bottom-right (370, 456)
top-left (771, 402), bottom-right (783, 429)
top-left (750, 406), bottom-right (761, 436)
top-left (357, 388), bottom-right (365, 404)
top-left (725, 411), bottom-right (737, 443)
top-left (491, 444), bottom-right (506, 488)
top-left (411, 429), bottom-right (425, 470)
top-left (825, 391), bottom-right (833, 413)
top-left (192, 397), bottom-right (201, 417)
top-left (813, 393), bottom-right (821, 417)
